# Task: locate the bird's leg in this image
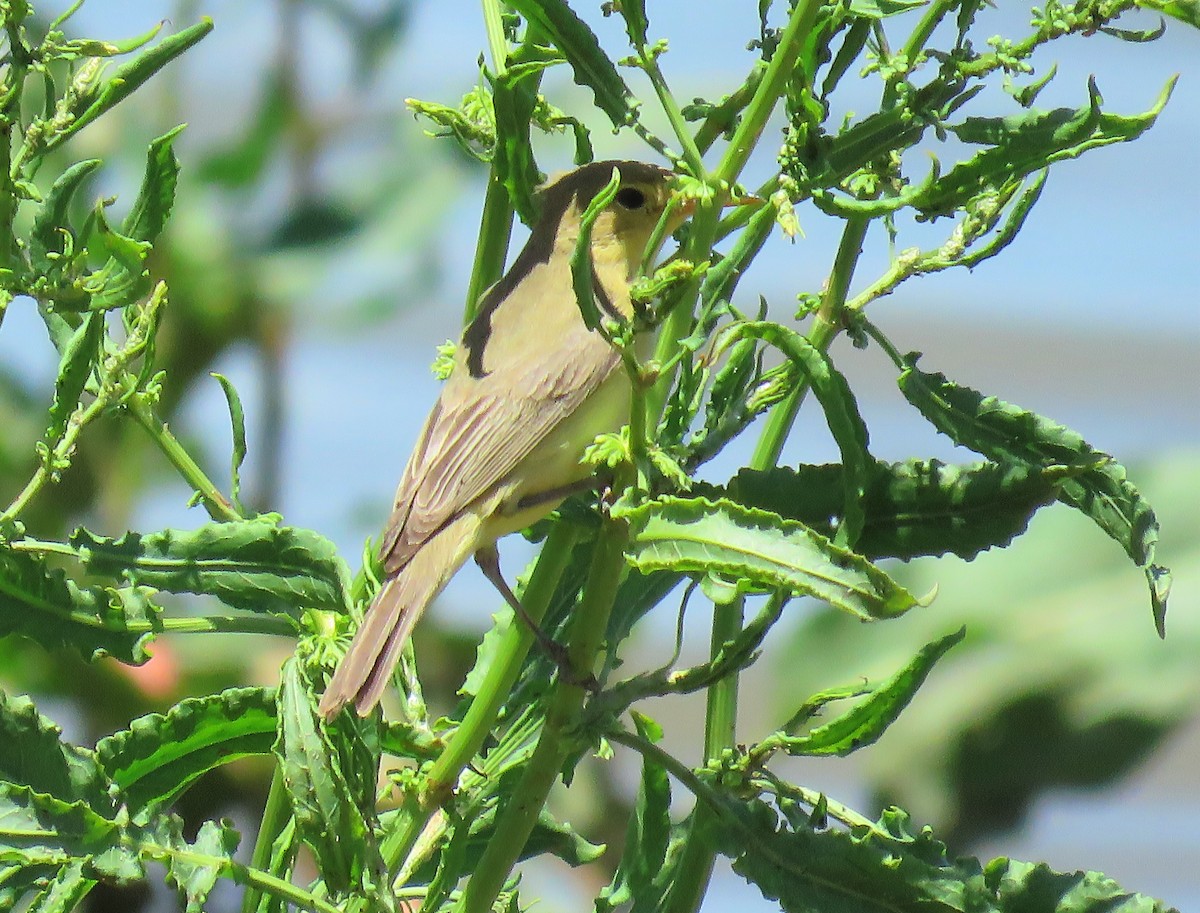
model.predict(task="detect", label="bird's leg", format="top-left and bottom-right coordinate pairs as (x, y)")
top-left (474, 545), bottom-right (599, 692)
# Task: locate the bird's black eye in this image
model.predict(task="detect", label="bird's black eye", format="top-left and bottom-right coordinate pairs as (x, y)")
top-left (614, 186), bottom-right (646, 210)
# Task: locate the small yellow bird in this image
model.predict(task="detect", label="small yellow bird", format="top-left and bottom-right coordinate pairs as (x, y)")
top-left (319, 161), bottom-right (683, 719)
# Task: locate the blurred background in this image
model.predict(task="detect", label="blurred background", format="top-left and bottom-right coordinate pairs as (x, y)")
top-left (0, 1), bottom-right (1196, 911)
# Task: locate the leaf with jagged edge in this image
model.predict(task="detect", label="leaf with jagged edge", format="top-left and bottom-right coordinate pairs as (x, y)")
top-left (0, 691), bottom-right (116, 818)
top-left (728, 459), bottom-right (1070, 562)
top-left (899, 358), bottom-right (1169, 633)
top-left (0, 545), bottom-right (159, 664)
top-left (96, 688), bottom-right (276, 823)
top-left (506, 0), bottom-right (634, 128)
top-left (0, 782), bottom-right (141, 882)
top-left (72, 514), bottom-right (351, 619)
top-left (158, 816), bottom-right (240, 913)
top-left (620, 496), bottom-right (918, 620)
top-left (24, 859), bottom-right (93, 913)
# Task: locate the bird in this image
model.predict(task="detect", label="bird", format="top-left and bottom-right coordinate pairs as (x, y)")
top-left (319, 160), bottom-right (685, 719)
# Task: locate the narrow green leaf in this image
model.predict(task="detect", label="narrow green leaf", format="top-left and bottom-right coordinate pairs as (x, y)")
top-left (0, 545), bottom-right (158, 663)
top-left (730, 459), bottom-right (1069, 561)
top-left (847, 0), bottom-right (928, 17)
top-left (29, 159), bottom-right (101, 274)
top-left (570, 165), bottom-right (621, 331)
top-left (619, 497), bottom-right (918, 620)
top-left (87, 202), bottom-right (151, 311)
top-left (609, 0), bottom-right (650, 47)
top-left (212, 374), bottom-right (247, 515)
top-left (718, 322), bottom-right (872, 547)
top-left (120, 125), bottom-right (185, 244)
top-left (0, 691), bottom-right (116, 818)
top-left (43, 19), bottom-right (214, 154)
top-left (506, 0), bottom-right (634, 127)
top-left (765, 628), bottom-right (964, 757)
top-left (72, 515), bottom-right (351, 618)
top-left (45, 310), bottom-right (103, 445)
top-left (921, 77), bottom-right (1175, 219)
top-left (899, 359), bottom-right (1170, 633)
top-left (598, 712), bottom-right (672, 913)
top-left (96, 688), bottom-right (276, 821)
top-left (275, 658), bottom-right (370, 894)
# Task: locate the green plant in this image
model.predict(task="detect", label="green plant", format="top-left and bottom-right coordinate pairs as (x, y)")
top-left (0, 0), bottom-right (1195, 911)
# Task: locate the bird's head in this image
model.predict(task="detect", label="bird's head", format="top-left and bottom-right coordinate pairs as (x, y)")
top-left (539, 160), bottom-right (684, 277)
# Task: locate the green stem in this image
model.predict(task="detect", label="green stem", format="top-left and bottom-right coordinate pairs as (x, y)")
top-left (139, 841), bottom-right (340, 913)
top-left (641, 52), bottom-right (705, 176)
top-left (3, 397), bottom-right (104, 521)
top-left (463, 171), bottom-right (515, 324)
top-left (125, 393), bottom-right (241, 522)
top-left (381, 522), bottom-right (578, 874)
top-left (713, 0), bottom-right (822, 188)
top-left (458, 517), bottom-right (628, 913)
top-left (240, 768), bottom-right (292, 913)
top-left (749, 216), bottom-right (868, 471)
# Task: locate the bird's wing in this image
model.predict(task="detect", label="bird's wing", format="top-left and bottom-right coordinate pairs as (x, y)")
top-left (379, 264), bottom-right (621, 574)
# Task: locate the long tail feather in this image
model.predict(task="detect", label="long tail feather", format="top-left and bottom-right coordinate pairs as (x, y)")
top-left (319, 513), bottom-right (482, 719)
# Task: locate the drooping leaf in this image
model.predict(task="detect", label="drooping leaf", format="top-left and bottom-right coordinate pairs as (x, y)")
top-left (212, 373), bottom-right (247, 515)
top-left (72, 515), bottom-right (351, 618)
top-left (619, 497), bottom-right (918, 620)
top-left (762, 628), bottom-right (964, 758)
top-left (0, 545), bottom-right (159, 663)
top-left (96, 688), bottom-right (276, 821)
top-left (29, 159), bottom-right (102, 275)
top-left (1134, 0), bottom-right (1200, 26)
top-left (899, 359), bottom-right (1169, 632)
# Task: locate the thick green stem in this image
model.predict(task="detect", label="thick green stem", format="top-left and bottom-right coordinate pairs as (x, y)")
top-left (463, 171), bottom-right (515, 324)
top-left (240, 768), bottom-right (292, 913)
top-left (458, 517), bottom-right (628, 913)
top-left (382, 522), bottom-right (578, 874)
top-left (661, 595), bottom-right (745, 913)
top-left (713, 0), bottom-right (822, 188)
top-left (750, 216), bottom-right (868, 471)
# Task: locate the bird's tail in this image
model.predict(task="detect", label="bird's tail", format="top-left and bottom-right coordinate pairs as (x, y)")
top-left (319, 512), bottom-right (482, 719)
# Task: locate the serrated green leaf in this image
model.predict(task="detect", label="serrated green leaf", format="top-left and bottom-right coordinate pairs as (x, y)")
top-left (610, 0), bottom-right (649, 47)
top-left (730, 459), bottom-right (1068, 561)
top-left (619, 496), bottom-right (917, 620)
top-left (921, 77), bottom-right (1175, 219)
top-left (25, 859), bottom-right (93, 913)
top-left (767, 629), bottom-right (964, 757)
top-left (29, 159), bottom-right (101, 274)
top-left (0, 545), bottom-right (159, 663)
top-left (506, 0), bottom-right (634, 128)
top-left (72, 515), bottom-right (351, 618)
top-left (96, 688), bottom-right (276, 821)
top-left (899, 360), bottom-right (1169, 632)
top-left (725, 801), bottom-right (1178, 913)
top-left (275, 658), bottom-right (370, 894)
top-left (0, 782), bottom-right (138, 881)
top-left (161, 818), bottom-right (239, 913)
top-left (0, 691), bottom-right (116, 818)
